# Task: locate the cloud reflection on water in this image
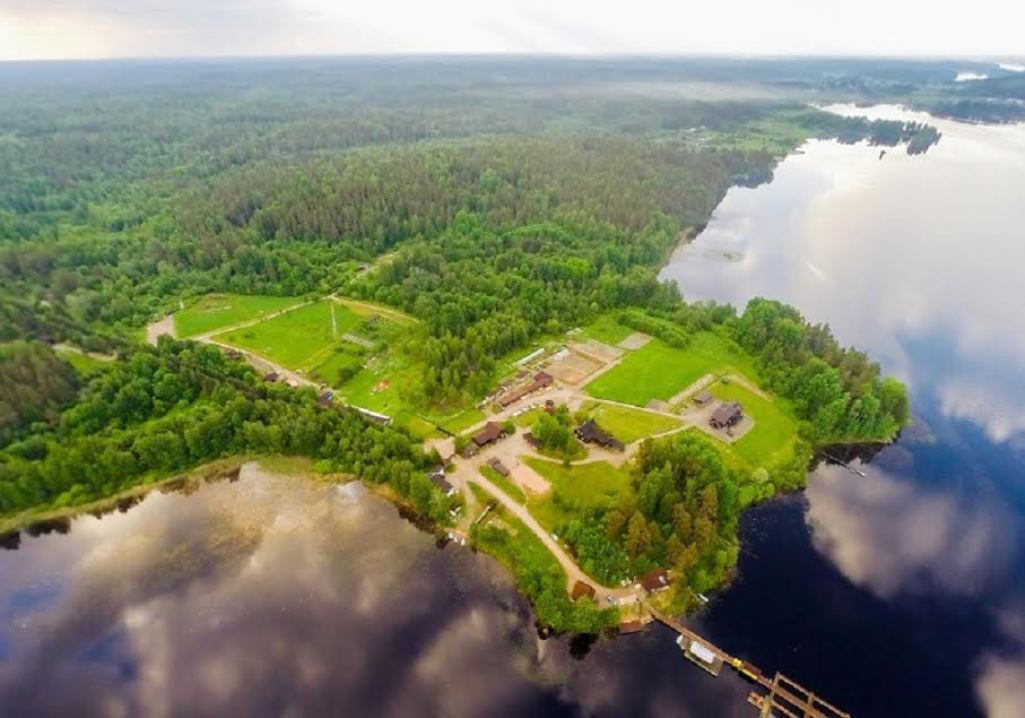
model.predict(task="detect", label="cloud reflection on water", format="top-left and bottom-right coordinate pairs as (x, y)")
top-left (0, 465), bottom-right (576, 717)
top-left (806, 463), bottom-right (1019, 600)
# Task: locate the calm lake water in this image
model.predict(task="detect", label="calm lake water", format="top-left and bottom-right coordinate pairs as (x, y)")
top-left (3, 106), bottom-right (1025, 717)
top-left (661, 105), bottom-right (1025, 718)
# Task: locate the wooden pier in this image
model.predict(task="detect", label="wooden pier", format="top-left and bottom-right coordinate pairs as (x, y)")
top-left (648, 607), bottom-right (851, 718)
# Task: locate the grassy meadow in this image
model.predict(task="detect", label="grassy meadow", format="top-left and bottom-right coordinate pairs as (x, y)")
top-left (175, 293), bottom-right (304, 338)
top-left (584, 331), bottom-right (760, 406)
top-left (579, 401), bottom-right (683, 443)
top-left (215, 300), bottom-right (361, 369)
top-left (525, 458), bottom-right (632, 533)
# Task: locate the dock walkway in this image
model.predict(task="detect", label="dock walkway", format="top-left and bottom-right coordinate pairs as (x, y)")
top-left (648, 607), bottom-right (850, 718)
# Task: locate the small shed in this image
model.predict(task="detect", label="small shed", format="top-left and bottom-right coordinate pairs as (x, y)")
top-left (618, 620), bottom-right (647, 635)
top-left (263, 371), bottom-right (280, 383)
top-left (571, 581), bottom-right (596, 601)
top-left (693, 391), bottom-right (713, 407)
top-left (487, 457), bottom-right (510, 477)
top-left (429, 473), bottom-right (457, 498)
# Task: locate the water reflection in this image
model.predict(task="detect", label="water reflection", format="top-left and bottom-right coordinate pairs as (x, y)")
top-left (806, 463), bottom-right (1019, 599)
top-left (661, 106), bottom-right (1025, 716)
top-left (0, 465), bottom-right (579, 717)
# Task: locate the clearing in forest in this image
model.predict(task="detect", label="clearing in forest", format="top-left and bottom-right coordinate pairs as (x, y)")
top-left (584, 332), bottom-right (759, 407)
top-left (215, 300), bottom-right (361, 369)
top-left (175, 293), bottom-right (304, 338)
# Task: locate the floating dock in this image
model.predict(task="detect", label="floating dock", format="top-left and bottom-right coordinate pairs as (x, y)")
top-left (675, 634), bottom-right (723, 676)
top-left (648, 606), bottom-right (851, 718)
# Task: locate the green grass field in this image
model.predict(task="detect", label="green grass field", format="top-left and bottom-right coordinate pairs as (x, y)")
top-left (584, 331), bottom-right (760, 406)
top-left (433, 407), bottom-right (487, 434)
top-left (580, 401), bottom-right (683, 443)
top-left (514, 407), bottom-right (545, 427)
top-left (311, 345), bottom-right (366, 385)
top-left (393, 411), bottom-right (443, 441)
top-left (709, 380), bottom-right (797, 467)
top-left (579, 314), bottom-right (633, 345)
top-left (337, 357), bottom-right (417, 415)
top-left (175, 293), bottom-right (304, 338)
top-left (524, 458), bottom-right (632, 532)
top-left (216, 301), bottom-right (364, 369)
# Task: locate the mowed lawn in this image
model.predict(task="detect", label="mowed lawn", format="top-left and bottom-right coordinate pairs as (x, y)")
top-left (175, 293), bottom-right (304, 338)
top-left (216, 300), bottom-right (360, 369)
top-left (584, 331), bottom-right (760, 406)
top-left (524, 457), bottom-right (632, 533)
top-left (580, 401), bottom-right (683, 443)
top-left (709, 380), bottom-right (797, 467)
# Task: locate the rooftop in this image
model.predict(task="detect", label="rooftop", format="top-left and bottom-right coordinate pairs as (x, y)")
top-left (571, 580), bottom-right (596, 600)
top-left (473, 421), bottom-right (504, 446)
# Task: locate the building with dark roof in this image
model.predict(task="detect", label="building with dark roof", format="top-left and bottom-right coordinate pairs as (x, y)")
top-left (618, 620), bottom-right (647, 635)
top-left (473, 422), bottom-right (505, 447)
top-left (710, 401), bottom-right (743, 429)
top-left (693, 390), bottom-right (713, 406)
top-left (574, 418), bottom-right (625, 451)
top-left (640, 568), bottom-right (670, 594)
top-left (263, 371), bottom-right (280, 383)
top-left (429, 473), bottom-right (457, 497)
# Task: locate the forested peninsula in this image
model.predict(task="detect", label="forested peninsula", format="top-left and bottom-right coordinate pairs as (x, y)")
top-left (1, 59), bottom-right (917, 631)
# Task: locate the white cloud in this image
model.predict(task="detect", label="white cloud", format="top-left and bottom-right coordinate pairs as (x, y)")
top-left (1, 0), bottom-right (1024, 59)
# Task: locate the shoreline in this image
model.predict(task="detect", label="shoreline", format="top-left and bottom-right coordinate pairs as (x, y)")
top-left (0, 455), bottom-right (355, 539)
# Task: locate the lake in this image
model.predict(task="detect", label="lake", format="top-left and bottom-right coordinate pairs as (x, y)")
top-left (3, 106), bottom-right (1024, 717)
top-left (660, 105), bottom-right (1025, 718)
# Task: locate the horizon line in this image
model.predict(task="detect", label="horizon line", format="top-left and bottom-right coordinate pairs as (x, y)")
top-left (1, 50), bottom-right (1022, 66)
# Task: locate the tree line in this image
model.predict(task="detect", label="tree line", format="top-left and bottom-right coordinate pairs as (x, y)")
top-left (0, 339), bottom-right (453, 523)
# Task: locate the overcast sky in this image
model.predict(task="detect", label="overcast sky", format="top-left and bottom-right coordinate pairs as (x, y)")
top-left (0, 0), bottom-right (1022, 61)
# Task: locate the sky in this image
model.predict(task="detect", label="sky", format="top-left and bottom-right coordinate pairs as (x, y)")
top-left (0, 0), bottom-right (1023, 61)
